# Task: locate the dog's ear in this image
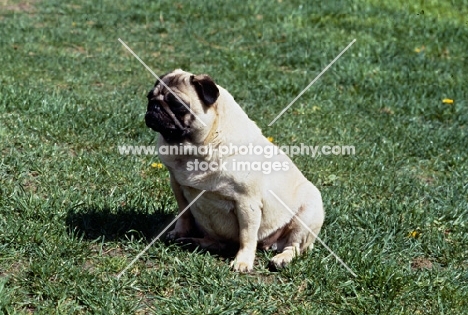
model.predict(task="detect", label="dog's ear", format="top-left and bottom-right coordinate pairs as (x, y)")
top-left (190, 74), bottom-right (219, 106)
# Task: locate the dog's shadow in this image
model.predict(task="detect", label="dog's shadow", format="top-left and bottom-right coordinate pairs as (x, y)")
top-left (65, 206), bottom-right (238, 257)
top-left (65, 206), bottom-right (176, 242)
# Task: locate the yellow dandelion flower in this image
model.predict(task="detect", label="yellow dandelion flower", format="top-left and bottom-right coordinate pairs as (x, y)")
top-left (442, 98), bottom-right (454, 104)
top-left (414, 46), bottom-right (424, 53)
top-left (267, 136), bottom-right (274, 143)
top-left (151, 162), bottom-right (164, 169)
top-left (408, 230), bottom-right (420, 238)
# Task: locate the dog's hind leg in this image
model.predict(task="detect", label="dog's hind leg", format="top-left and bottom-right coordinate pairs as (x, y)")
top-left (269, 220), bottom-right (322, 269)
top-left (269, 184), bottom-right (324, 269)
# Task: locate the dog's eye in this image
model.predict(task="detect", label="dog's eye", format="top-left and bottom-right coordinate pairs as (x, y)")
top-left (147, 90), bottom-right (155, 100)
top-left (166, 93), bottom-right (188, 111)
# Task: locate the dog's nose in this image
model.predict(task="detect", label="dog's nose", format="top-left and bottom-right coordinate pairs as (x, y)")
top-left (147, 101), bottom-right (160, 112)
top-left (146, 89), bottom-right (156, 100)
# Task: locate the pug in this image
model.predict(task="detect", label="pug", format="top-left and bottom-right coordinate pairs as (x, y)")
top-left (145, 69), bottom-right (324, 272)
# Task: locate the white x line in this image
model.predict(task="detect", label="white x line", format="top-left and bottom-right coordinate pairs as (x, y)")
top-left (116, 190), bottom-right (207, 279)
top-left (268, 190), bottom-right (357, 277)
top-left (268, 39), bottom-right (356, 126)
top-left (118, 38), bottom-right (207, 127)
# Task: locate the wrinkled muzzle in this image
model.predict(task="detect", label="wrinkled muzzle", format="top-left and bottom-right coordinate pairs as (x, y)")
top-left (145, 94), bottom-right (190, 143)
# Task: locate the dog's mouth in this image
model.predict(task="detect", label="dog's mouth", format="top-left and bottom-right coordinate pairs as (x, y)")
top-left (145, 93), bottom-right (191, 142)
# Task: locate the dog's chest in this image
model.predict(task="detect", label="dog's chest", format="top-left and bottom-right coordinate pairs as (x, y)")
top-left (181, 186), bottom-right (235, 214)
top-left (180, 186), bottom-right (239, 240)
top-left (170, 162), bottom-right (239, 194)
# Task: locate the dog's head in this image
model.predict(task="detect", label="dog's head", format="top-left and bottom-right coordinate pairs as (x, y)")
top-left (145, 69), bottom-right (220, 143)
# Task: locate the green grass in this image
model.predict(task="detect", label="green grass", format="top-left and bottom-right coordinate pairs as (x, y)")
top-left (1, 0), bottom-right (467, 313)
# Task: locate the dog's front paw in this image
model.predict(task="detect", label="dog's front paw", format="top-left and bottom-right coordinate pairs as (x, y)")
top-left (230, 260), bottom-right (253, 273)
top-left (173, 236), bottom-right (195, 244)
top-left (166, 229), bottom-right (189, 242)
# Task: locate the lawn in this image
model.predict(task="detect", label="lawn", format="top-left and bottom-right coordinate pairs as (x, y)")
top-left (1, 0), bottom-right (467, 313)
